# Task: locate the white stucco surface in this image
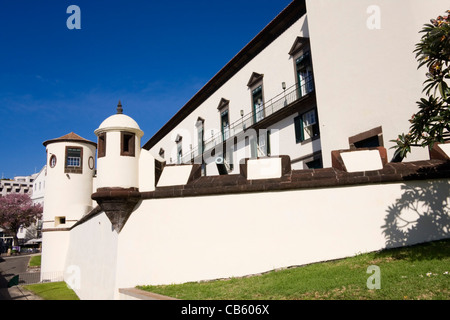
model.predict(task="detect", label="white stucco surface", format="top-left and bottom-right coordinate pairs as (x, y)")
top-left (95, 114), bottom-right (143, 137)
top-left (156, 165), bottom-right (193, 187)
top-left (439, 143), bottom-right (450, 157)
top-left (306, 0), bottom-right (447, 166)
top-left (111, 178), bottom-right (449, 292)
top-left (64, 212), bottom-right (119, 300)
top-left (41, 138), bottom-right (96, 280)
top-left (95, 113), bottom-right (144, 190)
top-left (139, 149), bottom-right (156, 192)
top-left (340, 150), bottom-right (383, 173)
top-left (247, 157), bottom-right (282, 179)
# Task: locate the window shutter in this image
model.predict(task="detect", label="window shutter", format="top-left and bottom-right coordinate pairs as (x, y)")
top-left (294, 115), bottom-right (303, 143)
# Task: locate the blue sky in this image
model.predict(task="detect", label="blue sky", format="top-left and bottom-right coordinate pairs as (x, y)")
top-left (0, 0), bottom-right (292, 179)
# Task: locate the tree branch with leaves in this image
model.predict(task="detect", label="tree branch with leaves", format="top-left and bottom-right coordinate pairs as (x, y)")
top-left (0, 194), bottom-right (43, 247)
top-left (392, 11), bottom-right (450, 161)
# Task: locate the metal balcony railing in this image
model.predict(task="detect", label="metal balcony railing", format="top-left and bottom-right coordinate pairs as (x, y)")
top-left (179, 77), bottom-right (315, 164)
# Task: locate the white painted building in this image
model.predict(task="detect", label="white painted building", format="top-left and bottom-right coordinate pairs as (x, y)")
top-left (0, 174), bottom-right (36, 197)
top-left (31, 166), bottom-right (46, 207)
top-left (21, 165), bottom-right (48, 246)
top-left (38, 0), bottom-right (450, 299)
top-left (144, 0), bottom-right (447, 173)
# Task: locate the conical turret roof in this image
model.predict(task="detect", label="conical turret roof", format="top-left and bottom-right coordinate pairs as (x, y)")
top-left (43, 132), bottom-right (97, 147)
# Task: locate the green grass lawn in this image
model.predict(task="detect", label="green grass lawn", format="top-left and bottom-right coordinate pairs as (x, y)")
top-left (28, 254), bottom-right (41, 267)
top-left (24, 282), bottom-right (79, 300)
top-left (138, 239), bottom-right (450, 300)
top-left (24, 255), bottom-right (79, 300)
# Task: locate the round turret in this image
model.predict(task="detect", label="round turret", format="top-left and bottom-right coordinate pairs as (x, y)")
top-left (41, 132), bottom-right (96, 280)
top-left (42, 132), bottom-right (97, 227)
top-left (94, 101), bottom-right (144, 190)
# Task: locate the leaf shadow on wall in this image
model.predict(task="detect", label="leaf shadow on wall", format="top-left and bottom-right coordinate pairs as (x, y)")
top-left (382, 176), bottom-right (450, 252)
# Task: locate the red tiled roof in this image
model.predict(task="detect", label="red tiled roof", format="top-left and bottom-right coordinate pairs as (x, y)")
top-left (43, 132), bottom-right (97, 147)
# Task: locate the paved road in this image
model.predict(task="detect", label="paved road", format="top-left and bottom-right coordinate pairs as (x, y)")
top-left (0, 255), bottom-right (43, 300)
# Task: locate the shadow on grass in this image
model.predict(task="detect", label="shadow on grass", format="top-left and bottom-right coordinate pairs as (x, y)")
top-left (375, 238), bottom-right (450, 261)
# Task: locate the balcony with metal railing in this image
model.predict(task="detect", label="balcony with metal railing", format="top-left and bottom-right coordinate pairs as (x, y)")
top-left (180, 76), bottom-right (315, 164)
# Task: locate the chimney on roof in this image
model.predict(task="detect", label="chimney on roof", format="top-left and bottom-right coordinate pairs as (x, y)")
top-left (117, 100), bottom-right (123, 114)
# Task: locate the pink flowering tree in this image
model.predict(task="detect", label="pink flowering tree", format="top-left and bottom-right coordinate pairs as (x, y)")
top-left (0, 193), bottom-right (43, 247)
top-left (392, 11), bottom-right (450, 161)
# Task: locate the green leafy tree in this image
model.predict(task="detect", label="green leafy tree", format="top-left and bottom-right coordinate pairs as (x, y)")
top-left (392, 11), bottom-right (450, 161)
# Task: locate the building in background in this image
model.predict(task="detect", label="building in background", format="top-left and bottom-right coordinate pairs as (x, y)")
top-left (0, 172), bottom-right (41, 251)
top-left (31, 166), bottom-right (46, 208)
top-left (0, 174), bottom-right (36, 197)
top-left (23, 165), bottom-right (47, 247)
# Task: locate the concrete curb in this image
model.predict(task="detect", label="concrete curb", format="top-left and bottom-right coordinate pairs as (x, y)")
top-left (0, 286), bottom-right (44, 300)
top-left (118, 287), bottom-right (179, 300)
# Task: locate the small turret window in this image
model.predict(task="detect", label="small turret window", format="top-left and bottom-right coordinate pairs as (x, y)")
top-left (98, 132), bottom-right (106, 158)
top-left (65, 146), bottom-right (83, 174)
top-left (121, 132), bottom-right (135, 157)
top-left (49, 154), bottom-right (57, 168)
top-left (55, 216), bottom-right (66, 227)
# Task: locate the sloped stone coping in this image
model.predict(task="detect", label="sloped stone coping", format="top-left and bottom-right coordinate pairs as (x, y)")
top-left (430, 141), bottom-right (450, 161)
top-left (340, 150), bottom-right (383, 172)
top-left (331, 147), bottom-right (387, 173)
top-left (118, 287), bottom-right (178, 300)
top-left (140, 158), bottom-right (450, 200)
top-left (71, 205), bottom-right (103, 230)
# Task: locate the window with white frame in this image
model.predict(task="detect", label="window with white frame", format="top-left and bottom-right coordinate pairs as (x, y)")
top-left (217, 99), bottom-right (230, 143)
top-left (66, 156), bottom-right (80, 167)
top-left (289, 37), bottom-right (315, 99)
top-left (65, 147), bottom-right (83, 174)
top-left (296, 52), bottom-right (314, 97)
top-left (247, 72), bottom-right (265, 125)
top-left (196, 117), bottom-right (205, 155)
top-left (221, 109), bottom-right (230, 141)
top-left (252, 85), bottom-right (264, 123)
top-left (176, 135), bottom-right (183, 164)
top-left (294, 109), bottom-right (319, 143)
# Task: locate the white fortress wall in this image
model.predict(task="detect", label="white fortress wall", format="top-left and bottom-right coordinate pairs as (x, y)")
top-left (64, 211), bottom-right (119, 300)
top-left (61, 143), bottom-right (450, 299)
top-left (114, 178), bottom-right (449, 288)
